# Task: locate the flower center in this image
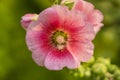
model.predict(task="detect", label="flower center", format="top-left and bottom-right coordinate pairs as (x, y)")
top-left (51, 30), bottom-right (68, 50)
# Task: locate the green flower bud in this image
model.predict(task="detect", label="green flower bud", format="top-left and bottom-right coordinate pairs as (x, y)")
top-left (114, 69), bottom-right (120, 78)
top-left (96, 76), bottom-right (101, 80)
top-left (87, 57), bottom-right (95, 64)
top-left (97, 57), bottom-right (110, 66)
top-left (78, 66), bottom-right (85, 77)
top-left (116, 76), bottom-right (120, 80)
top-left (108, 65), bottom-right (118, 73)
top-left (92, 63), bottom-right (107, 74)
top-left (103, 77), bottom-right (109, 80)
top-left (84, 69), bottom-right (91, 77)
top-left (69, 57), bottom-right (120, 80)
top-left (73, 73), bottom-right (79, 77)
top-left (105, 72), bottom-right (113, 78)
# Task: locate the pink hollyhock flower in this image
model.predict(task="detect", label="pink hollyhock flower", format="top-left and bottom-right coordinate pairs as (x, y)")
top-left (21, 5), bottom-right (95, 70)
top-left (72, 0), bottom-right (103, 34)
top-left (61, 0), bottom-right (103, 34)
top-left (21, 14), bottom-right (38, 30)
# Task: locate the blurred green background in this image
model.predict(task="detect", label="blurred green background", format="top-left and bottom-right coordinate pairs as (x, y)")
top-left (0, 0), bottom-right (120, 80)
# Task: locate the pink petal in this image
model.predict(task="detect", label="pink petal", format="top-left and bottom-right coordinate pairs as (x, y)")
top-left (67, 40), bottom-right (94, 62)
top-left (52, 6), bottom-right (86, 34)
top-left (64, 10), bottom-right (85, 28)
top-left (73, 0), bottom-right (94, 15)
top-left (94, 23), bottom-right (104, 33)
top-left (54, 5), bottom-right (86, 27)
top-left (44, 48), bottom-right (79, 70)
top-left (68, 23), bottom-right (95, 43)
top-left (38, 5), bottom-right (85, 30)
top-left (67, 23), bottom-right (95, 62)
top-left (26, 31), bottom-right (46, 66)
top-left (26, 30), bottom-right (51, 66)
top-left (87, 10), bottom-right (103, 33)
top-left (32, 49), bottom-right (47, 66)
top-left (51, 5), bottom-right (70, 26)
top-left (79, 23), bottom-right (95, 41)
top-left (27, 20), bottom-right (43, 31)
top-left (21, 14), bottom-right (38, 30)
top-left (73, 0), bottom-right (103, 34)
top-left (88, 10), bottom-right (103, 25)
top-left (78, 41), bottom-right (94, 62)
top-left (37, 7), bottom-right (60, 30)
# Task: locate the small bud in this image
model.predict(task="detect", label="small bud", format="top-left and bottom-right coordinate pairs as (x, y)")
top-left (84, 69), bottom-right (91, 77)
top-left (92, 63), bottom-right (107, 74)
top-left (78, 66), bottom-right (85, 77)
top-left (103, 77), bottom-right (109, 80)
top-left (105, 72), bottom-right (113, 78)
top-left (73, 73), bottom-right (79, 77)
top-left (97, 57), bottom-right (110, 66)
top-left (114, 69), bottom-right (120, 78)
top-left (21, 14), bottom-right (38, 30)
top-left (108, 65), bottom-right (117, 73)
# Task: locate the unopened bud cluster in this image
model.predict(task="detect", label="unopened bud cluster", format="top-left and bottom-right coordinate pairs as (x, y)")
top-left (70, 57), bottom-right (120, 80)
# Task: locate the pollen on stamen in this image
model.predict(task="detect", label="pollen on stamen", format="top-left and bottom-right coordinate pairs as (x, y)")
top-left (56, 35), bottom-right (66, 44)
top-left (57, 44), bottom-right (65, 50)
